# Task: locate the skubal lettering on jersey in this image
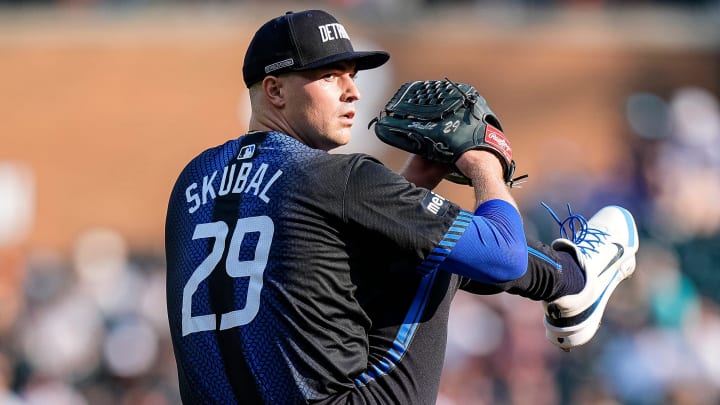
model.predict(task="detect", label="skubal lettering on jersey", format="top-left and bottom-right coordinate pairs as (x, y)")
top-left (184, 148), bottom-right (283, 214)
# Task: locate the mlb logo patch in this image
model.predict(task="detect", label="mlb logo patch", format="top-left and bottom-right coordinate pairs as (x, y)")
top-left (237, 144), bottom-right (256, 160)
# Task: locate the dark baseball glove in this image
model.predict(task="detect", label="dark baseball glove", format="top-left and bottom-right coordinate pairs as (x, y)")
top-left (369, 78), bottom-right (523, 186)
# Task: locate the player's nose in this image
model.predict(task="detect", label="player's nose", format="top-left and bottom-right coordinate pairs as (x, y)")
top-left (342, 75), bottom-right (361, 102)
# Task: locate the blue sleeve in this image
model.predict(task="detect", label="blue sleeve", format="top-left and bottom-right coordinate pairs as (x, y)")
top-left (438, 199), bottom-right (528, 283)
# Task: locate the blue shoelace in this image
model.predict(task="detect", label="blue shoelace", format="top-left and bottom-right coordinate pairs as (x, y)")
top-left (542, 202), bottom-right (609, 257)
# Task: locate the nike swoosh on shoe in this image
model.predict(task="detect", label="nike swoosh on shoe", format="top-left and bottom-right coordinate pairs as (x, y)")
top-left (597, 243), bottom-right (624, 277)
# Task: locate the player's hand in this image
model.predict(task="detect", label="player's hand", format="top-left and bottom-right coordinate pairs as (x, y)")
top-left (401, 155), bottom-right (451, 189)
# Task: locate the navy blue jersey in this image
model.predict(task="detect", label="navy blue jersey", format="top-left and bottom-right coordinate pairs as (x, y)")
top-left (165, 131), bottom-right (472, 404)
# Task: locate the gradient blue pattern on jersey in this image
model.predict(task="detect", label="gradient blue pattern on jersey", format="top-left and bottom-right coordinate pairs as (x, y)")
top-left (166, 139), bottom-right (241, 403)
top-left (166, 132), bottom-right (327, 404)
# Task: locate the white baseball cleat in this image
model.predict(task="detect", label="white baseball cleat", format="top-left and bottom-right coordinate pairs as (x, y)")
top-left (542, 205), bottom-right (639, 351)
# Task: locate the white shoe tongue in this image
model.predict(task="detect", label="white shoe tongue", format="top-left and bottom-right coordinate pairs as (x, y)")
top-left (550, 238), bottom-right (586, 268)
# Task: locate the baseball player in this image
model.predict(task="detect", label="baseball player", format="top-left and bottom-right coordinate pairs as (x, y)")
top-left (165, 9), bottom-right (639, 405)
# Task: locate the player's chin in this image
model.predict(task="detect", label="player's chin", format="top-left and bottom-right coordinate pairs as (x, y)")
top-left (319, 130), bottom-right (350, 150)
top-left (335, 127), bottom-right (353, 145)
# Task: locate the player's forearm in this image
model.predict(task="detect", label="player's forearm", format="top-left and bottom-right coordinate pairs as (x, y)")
top-left (455, 150), bottom-right (518, 211)
top-left (399, 155), bottom-right (450, 189)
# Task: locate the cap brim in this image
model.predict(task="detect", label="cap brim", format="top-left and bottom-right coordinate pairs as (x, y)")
top-left (294, 51), bottom-right (390, 72)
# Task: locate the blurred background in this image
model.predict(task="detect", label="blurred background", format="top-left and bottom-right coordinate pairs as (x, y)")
top-left (1, 0), bottom-right (720, 404)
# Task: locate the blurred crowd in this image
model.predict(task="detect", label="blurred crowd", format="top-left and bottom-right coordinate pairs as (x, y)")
top-left (1, 81), bottom-right (719, 404)
top-left (1, 0), bottom-right (719, 403)
top-left (0, 228), bottom-right (178, 404)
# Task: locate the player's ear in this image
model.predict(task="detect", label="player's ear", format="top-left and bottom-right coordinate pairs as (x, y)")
top-left (263, 76), bottom-right (285, 108)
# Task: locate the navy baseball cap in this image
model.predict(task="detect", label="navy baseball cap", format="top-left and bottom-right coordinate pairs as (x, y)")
top-left (242, 10), bottom-right (390, 87)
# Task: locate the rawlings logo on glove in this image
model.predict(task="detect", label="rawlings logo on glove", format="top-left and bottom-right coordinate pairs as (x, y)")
top-left (369, 78), bottom-right (525, 186)
top-left (484, 124), bottom-right (512, 163)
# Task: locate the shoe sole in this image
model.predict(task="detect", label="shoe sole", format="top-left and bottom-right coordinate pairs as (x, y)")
top-left (545, 253), bottom-right (636, 351)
